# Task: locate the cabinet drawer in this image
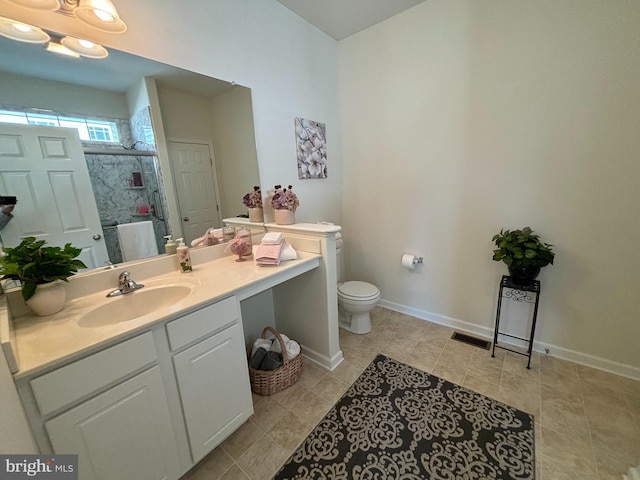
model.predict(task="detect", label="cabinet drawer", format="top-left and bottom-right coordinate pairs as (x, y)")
top-left (166, 296), bottom-right (239, 351)
top-left (31, 332), bottom-right (157, 416)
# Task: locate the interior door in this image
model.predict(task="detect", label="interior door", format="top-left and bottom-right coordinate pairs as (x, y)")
top-left (0, 124), bottom-right (109, 268)
top-left (168, 141), bottom-right (221, 245)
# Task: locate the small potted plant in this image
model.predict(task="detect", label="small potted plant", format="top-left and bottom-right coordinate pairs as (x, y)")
top-left (243, 186), bottom-right (264, 222)
top-left (0, 236), bottom-right (87, 316)
top-left (492, 227), bottom-right (555, 285)
top-left (271, 184), bottom-right (299, 225)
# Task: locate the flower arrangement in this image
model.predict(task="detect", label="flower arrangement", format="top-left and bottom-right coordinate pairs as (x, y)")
top-left (271, 185), bottom-right (299, 211)
top-left (242, 186), bottom-right (262, 208)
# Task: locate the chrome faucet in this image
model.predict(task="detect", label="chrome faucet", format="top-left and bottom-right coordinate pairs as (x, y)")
top-left (106, 271), bottom-right (145, 297)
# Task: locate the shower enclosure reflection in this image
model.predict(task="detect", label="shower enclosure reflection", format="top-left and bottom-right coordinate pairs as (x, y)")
top-left (85, 150), bottom-right (167, 263)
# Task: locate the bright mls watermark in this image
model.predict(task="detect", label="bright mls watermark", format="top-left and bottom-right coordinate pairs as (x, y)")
top-left (0, 455), bottom-right (77, 479)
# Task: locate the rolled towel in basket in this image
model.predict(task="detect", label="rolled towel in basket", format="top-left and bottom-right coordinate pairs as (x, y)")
top-left (269, 334), bottom-right (301, 359)
top-left (251, 338), bottom-right (273, 357)
top-left (259, 351), bottom-right (283, 371)
top-left (249, 347), bottom-right (268, 369)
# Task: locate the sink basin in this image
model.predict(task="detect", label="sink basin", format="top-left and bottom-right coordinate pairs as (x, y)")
top-left (78, 284), bottom-right (195, 328)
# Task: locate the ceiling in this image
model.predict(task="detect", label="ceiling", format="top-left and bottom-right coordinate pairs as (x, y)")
top-left (276, 0), bottom-right (426, 40)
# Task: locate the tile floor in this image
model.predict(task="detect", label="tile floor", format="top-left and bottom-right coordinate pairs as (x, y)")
top-left (181, 307), bottom-right (640, 480)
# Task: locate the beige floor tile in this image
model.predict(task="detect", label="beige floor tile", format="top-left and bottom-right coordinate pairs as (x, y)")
top-left (540, 455), bottom-right (599, 480)
top-left (539, 354), bottom-right (578, 376)
top-left (498, 387), bottom-right (540, 417)
top-left (297, 361), bottom-right (327, 390)
top-left (311, 375), bottom-right (349, 404)
top-left (221, 420), bottom-right (264, 461)
top-left (461, 374), bottom-right (500, 400)
top-left (236, 435), bottom-right (290, 480)
top-left (502, 351), bottom-right (540, 377)
top-left (220, 464), bottom-right (250, 480)
top-left (404, 351), bottom-right (438, 373)
top-left (594, 449), bottom-right (639, 480)
top-left (289, 391), bottom-right (333, 427)
top-left (269, 382), bottom-right (310, 409)
top-left (426, 323), bottom-right (455, 339)
top-left (436, 348), bottom-right (473, 372)
top-left (466, 360), bottom-right (503, 385)
top-left (329, 361), bottom-right (365, 385)
top-left (411, 338), bottom-right (446, 357)
top-left (431, 363), bottom-right (466, 385)
top-left (250, 396), bottom-right (288, 431)
top-left (540, 367), bottom-right (582, 395)
top-left (500, 370), bottom-right (540, 398)
top-left (539, 426), bottom-right (597, 473)
top-left (267, 412), bottom-right (314, 451)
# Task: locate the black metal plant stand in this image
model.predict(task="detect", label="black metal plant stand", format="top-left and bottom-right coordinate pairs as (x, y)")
top-left (491, 275), bottom-right (541, 369)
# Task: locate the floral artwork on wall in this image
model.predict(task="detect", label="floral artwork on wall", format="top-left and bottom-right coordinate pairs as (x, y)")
top-left (295, 117), bottom-right (327, 179)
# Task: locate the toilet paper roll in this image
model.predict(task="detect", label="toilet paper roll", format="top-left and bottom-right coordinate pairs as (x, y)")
top-left (402, 254), bottom-right (417, 270)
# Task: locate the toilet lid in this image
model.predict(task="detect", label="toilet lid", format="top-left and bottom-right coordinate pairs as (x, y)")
top-left (338, 281), bottom-right (380, 300)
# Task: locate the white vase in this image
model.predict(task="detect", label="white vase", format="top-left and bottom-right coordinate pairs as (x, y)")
top-left (248, 207), bottom-right (264, 223)
top-left (274, 209), bottom-right (295, 225)
top-left (26, 281), bottom-right (66, 316)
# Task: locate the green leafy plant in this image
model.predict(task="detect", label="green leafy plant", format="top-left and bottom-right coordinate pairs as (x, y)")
top-left (492, 227), bottom-right (555, 268)
top-left (0, 237), bottom-right (86, 302)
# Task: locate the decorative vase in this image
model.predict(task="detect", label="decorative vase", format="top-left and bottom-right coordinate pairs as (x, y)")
top-left (508, 265), bottom-right (541, 286)
top-left (26, 281), bottom-right (66, 316)
top-left (274, 209), bottom-right (295, 225)
top-left (248, 207), bottom-right (264, 223)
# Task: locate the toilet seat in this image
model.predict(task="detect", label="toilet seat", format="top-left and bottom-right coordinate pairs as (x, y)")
top-left (338, 281), bottom-right (380, 301)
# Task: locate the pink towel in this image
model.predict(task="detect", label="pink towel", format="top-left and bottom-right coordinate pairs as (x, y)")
top-left (255, 242), bottom-right (284, 266)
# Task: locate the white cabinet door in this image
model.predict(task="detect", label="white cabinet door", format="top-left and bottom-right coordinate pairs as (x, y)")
top-left (173, 322), bottom-right (253, 462)
top-left (45, 366), bottom-right (181, 480)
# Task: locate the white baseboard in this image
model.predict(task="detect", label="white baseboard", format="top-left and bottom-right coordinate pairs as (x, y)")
top-left (301, 343), bottom-right (343, 372)
top-left (378, 299), bottom-right (640, 381)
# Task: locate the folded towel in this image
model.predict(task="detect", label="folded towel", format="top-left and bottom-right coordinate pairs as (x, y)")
top-left (252, 241), bottom-right (297, 265)
top-left (116, 221), bottom-right (159, 261)
top-left (261, 232), bottom-right (283, 245)
top-left (255, 242), bottom-right (285, 266)
top-left (251, 338), bottom-right (273, 357)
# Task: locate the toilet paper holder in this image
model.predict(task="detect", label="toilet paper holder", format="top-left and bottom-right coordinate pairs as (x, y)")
top-left (401, 253), bottom-right (424, 269)
top-left (412, 256), bottom-right (424, 265)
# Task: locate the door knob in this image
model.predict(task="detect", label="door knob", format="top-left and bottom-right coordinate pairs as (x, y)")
top-left (93, 234), bottom-right (102, 240)
top-left (183, 217), bottom-right (190, 222)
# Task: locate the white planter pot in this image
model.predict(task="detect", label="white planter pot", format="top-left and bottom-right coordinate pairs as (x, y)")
top-left (248, 207), bottom-right (264, 223)
top-left (274, 209), bottom-right (295, 225)
top-left (26, 281), bottom-right (66, 316)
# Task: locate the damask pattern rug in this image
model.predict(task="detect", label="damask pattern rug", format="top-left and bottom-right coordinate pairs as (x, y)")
top-left (274, 354), bottom-right (535, 480)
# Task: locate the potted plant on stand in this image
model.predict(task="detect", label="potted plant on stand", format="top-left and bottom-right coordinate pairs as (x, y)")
top-left (492, 227), bottom-right (555, 285)
top-left (271, 184), bottom-right (299, 225)
top-left (243, 186), bottom-right (264, 222)
top-left (1, 237), bottom-right (86, 316)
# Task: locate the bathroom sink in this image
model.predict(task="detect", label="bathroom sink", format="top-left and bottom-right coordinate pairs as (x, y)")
top-left (78, 284), bottom-right (195, 328)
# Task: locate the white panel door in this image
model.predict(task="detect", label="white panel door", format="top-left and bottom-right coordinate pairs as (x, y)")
top-left (0, 124), bottom-right (109, 268)
top-left (45, 366), bottom-right (181, 480)
top-left (173, 322), bottom-right (253, 462)
top-left (168, 141), bottom-right (221, 245)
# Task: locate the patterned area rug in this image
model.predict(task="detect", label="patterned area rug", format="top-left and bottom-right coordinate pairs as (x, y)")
top-left (274, 354), bottom-right (535, 480)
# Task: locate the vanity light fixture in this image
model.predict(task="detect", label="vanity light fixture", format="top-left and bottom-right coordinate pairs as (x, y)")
top-left (0, 0), bottom-right (125, 59)
top-left (61, 35), bottom-right (108, 58)
top-left (0, 16), bottom-right (50, 43)
top-left (44, 37), bottom-right (79, 57)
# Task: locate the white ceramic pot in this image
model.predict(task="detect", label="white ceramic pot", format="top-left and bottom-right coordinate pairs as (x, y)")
top-left (248, 207), bottom-right (264, 223)
top-left (26, 281), bottom-right (66, 316)
top-left (274, 209), bottom-right (295, 225)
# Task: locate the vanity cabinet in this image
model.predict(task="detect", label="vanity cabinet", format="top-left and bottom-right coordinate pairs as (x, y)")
top-left (167, 296), bottom-right (253, 463)
top-left (45, 366), bottom-right (180, 480)
top-left (15, 296), bottom-right (253, 480)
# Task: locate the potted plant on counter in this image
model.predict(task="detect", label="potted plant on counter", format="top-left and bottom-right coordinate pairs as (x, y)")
top-left (243, 186), bottom-right (264, 222)
top-left (491, 227), bottom-right (555, 285)
top-left (0, 236), bottom-right (86, 316)
top-left (271, 185), bottom-right (299, 225)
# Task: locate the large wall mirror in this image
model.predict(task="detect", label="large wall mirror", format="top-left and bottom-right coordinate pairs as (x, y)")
top-left (0, 33), bottom-right (260, 271)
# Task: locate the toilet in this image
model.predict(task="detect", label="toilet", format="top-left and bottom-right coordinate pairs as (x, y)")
top-left (336, 233), bottom-right (380, 334)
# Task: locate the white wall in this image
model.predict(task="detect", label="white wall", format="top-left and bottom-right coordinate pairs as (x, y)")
top-left (340, 0), bottom-right (640, 374)
top-left (0, 72), bottom-right (129, 119)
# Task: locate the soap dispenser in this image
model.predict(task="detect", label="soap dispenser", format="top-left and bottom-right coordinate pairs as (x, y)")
top-left (176, 238), bottom-right (192, 272)
top-left (164, 235), bottom-right (177, 255)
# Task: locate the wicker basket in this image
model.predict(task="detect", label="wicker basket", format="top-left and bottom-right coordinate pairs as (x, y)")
top-left (248, 326), bottom-right (303, 396)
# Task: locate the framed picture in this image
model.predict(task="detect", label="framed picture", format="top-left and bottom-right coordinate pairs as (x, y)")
top-left (295, 117), bottom-right (327, 179)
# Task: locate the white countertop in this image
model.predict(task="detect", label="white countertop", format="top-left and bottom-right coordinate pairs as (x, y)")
top-left (9, 252), bottom-right (320, 380)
